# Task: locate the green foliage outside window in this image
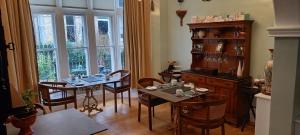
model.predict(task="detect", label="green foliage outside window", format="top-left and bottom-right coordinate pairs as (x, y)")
top-left (37, 44), bottom-right (57, 81)
top-left (66, 41), bottom-right (87, 76)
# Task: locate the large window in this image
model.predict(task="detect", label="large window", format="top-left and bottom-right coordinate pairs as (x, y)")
top-left (64, 15), bottom-right (89, 76)
top-left (95, 15), bottom-right (124, 74)
top-left (33, 14), bottom-right (58, 81)
top-left (30, 0), bottom-right (124, 80)
top-left (95, 16), bottom-right (113, 74)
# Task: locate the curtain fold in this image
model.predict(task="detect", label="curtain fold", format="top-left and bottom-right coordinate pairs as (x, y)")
top-left (124, 0), bottom-right (152, 88)
top-left (0, 0), bottom-right (38, 107)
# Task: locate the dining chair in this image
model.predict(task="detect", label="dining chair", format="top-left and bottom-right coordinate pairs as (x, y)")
top-left (177, 94), bottom-right (227, 135)
top-left (38, 82), bottom-right (77, 112)
top-left (102, 70), bottom-right (131, 113)
top-left (137, 77), bottom-right (171, 131)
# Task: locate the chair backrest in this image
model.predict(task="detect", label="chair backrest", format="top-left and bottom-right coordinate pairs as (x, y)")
top-left (38, 82), bottom-right (76, 102)
top-left (178, 94), bottom-right (227, 122)
top-left (137, 78), bottom-right (165, 88)
top-left (109, 70), bottom-right (131, 86)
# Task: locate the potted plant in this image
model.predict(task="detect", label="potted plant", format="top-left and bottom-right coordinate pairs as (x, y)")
top-left (7, 89), bottom-right (38, 135)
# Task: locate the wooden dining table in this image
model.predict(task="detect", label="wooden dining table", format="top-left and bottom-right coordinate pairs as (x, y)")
top-left (65, 75), bottom-right (121, 116)
top-left (137, 84), bottom-right (207, 134)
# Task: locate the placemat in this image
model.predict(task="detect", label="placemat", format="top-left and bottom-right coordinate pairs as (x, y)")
top-left (161, 86), bottom-right (191, 94)
top-left (81, 76), bottom-right (103, 83)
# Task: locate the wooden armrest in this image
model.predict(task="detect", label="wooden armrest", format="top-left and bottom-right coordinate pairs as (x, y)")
top-left (107, 70), bottom-right (120, 76)
top-left (40, 82), bottom-right (67, 87)
top-left (34, 103), bottom-right (46, 115)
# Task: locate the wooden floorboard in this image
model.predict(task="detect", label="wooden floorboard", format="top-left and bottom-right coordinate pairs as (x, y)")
top-left (43, 90), bottom-right (255, 135)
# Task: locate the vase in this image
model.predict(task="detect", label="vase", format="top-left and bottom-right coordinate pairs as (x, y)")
top-left (237, 60), bottom-right (243, 78)
top-left (264, 49), bottom-right (273, 95)
top-left (176, 9), bottom-right (187, 26)
top-left (198, 31), bottom-right (205, 38)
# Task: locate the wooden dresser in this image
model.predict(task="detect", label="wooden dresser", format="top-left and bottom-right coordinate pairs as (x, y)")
top-left (182, 21), bottom-right (253, 125)
top-left (182, 71), bottom-right (250, 125)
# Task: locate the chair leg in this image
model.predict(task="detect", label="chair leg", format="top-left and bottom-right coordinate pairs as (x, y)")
top-left (206, 129), bottom-right (209, 135)
top-left (152, 106), bottom-right (155, 117)
top-left (121, 92), bottom-right (124, 104)
top-left (128, 89), bottom-right (131, 107)
top-left (74, 91), bottom-right (77, 109)
top-left (114, 93), bottom-right (118, 113)
top-left (49, 106), bottom-right (52, 112)
top-left (250, 105), bottom-right (256, 118)
top-left (74, 101), bottom-right (77, 109)
top-left (179, 118), bottom-right (183, 135)
top-left (138, 102), bottom-right (141, 122)
top-left (222, 124), bottom-right (225, 135)
top-left (171, 104), bottom-right (174, 122)
top-left (201, 128), bottom-right (205, 135)
top-left (102, 88), bottom-right (106, 106)
top-left (148, 105), bottom-right (152, 130)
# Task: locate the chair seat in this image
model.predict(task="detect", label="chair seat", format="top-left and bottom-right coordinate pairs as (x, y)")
top-left (138, 94), bottom-right (168, 106)
top-left (44, 92), bottom-right (75, 103)
top-left (103, 82), bottom-right (130, 90)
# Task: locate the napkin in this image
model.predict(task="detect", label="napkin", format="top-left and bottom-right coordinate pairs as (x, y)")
top-left (145, 86), bottom-right (157, 90)
top-left (195, 88), bottom-right (209, 92)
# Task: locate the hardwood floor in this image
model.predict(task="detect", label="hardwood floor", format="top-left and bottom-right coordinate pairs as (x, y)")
top-left (80, 90), bottom-right (254, 135)
top-left (43, 90), bottom-right (255, 135)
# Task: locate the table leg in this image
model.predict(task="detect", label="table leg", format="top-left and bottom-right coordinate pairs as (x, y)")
top-left (173, 104), bottom-right (181, 135)
top-left (80, 86), bottom-right (103, 116)
top-left (167, 103), bottom-right (181, 135)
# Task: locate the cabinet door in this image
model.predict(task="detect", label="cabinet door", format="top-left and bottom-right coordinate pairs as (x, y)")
top-left (216, 87), bottom-right (236, 114)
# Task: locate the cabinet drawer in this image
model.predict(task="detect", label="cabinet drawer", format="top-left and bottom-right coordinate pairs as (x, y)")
top-left (182, 73), bottom-right (206, 84)
top-left (206, 78), bottom-right (235, 89)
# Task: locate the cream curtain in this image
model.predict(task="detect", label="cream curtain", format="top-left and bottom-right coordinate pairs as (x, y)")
top-left (0, 0), bottom-right (38, 107)
top-left (124, 0), bottom-right (152, 88)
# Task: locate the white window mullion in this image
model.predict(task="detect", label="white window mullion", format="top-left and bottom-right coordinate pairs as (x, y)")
top-left (55, 8), bottom-right (70, 80)
top-left (112, 13), bottom-right (119, 71)
top-left (86, 11), bottom-right (98, 75)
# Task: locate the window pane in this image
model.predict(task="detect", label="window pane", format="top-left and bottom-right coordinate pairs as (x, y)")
top-left (68, 48), bottom-right (88, 75)
top-left (119, 0), bottom-right (123, 7)
top-left (33, 14), bottom-right (55, 49)
top-left (64, 15), bottom-right (89, 76)
top-left (32, 14), bottom-right (58, 81)
top-left (64, 15), bottom-right (86, 48)
top-left (66, 16), bottom-right (74, 25)
top-left (97, 47), bottom-right (113, 74)
top-left (95, 16), bottom-right (112, 46)
top-left (37, 50), bottom-right (58, 81)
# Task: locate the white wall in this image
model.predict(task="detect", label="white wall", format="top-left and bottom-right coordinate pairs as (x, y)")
top-left (151, 0), bottom-right (161, 78)
top-left (151, 0), bottom-right (169, 77)
top-left (164, 0), bottom-right (275, 77)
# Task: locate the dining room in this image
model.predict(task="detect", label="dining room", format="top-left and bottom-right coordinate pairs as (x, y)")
top-left (1, 0), bottom-right (300, 135)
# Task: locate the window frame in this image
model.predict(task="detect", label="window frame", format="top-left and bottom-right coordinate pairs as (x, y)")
top-left (63, 14), bottom-right (90, 76)
top-left (30, 0), bottom-right (124, 80)
top-left (32, 12), bottom-right (60, 81)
